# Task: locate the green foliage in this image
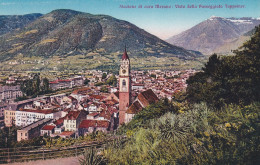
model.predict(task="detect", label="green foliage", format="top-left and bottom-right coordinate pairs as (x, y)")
top-left (172, 91), bottom-right (187, 103)
top-left (79, 147), bottom-right (104, 165)
top-left (118, 99), bottom-right (179, 134)
top-left (14, 95), bottom-right (29, 102)
top-left (94, 82), bottom-right (104, 86)
top-left (15, 136), bottom-right (46, 148)
top-left (187, 26), bottom-right (260, 108)
top-left (0, 126), bottom-right (18, 148)
top-left (106, 74), bottom-right (117, 87)
top-left (20, 73), bottom-right (52, 97)
top-left (102, 73), bottom-right (107, 79)
top-left (84, 78), bottom-right (90, 85)
top-left (42, 131), bottom-right (107, 148)
top-left (41, 77), bottom-right (50, 92)
top-left (104, 102), bottom-right (260, 164)
top-left (100, 86), bottom-right (108, 93)
top-left (150, 74), bottom-right (156, 78)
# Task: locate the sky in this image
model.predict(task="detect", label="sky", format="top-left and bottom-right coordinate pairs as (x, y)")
top-left (0, 0), bottom-right (259, 39)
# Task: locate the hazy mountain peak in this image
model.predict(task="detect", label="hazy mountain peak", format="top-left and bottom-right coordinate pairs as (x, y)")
top-left (208, 16), bottom-right (225, 21)
top-left (167, 16), bottom-right (260, 55)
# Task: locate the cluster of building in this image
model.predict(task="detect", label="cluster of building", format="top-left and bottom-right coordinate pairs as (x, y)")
top-left (1, 49), bottom-right (197, 142)
top-left (131, 69), bottom-right (196, 100)
top-left (49, 76), bottom-right (84, 90)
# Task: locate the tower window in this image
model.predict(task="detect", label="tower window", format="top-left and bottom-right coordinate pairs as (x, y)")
top-left (122, 80), bottom-right (126, 86)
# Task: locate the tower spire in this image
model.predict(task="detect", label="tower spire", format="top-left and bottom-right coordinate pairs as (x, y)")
top-left (119, 47), bottom-right (131, 125)
top-left (122, 45), bottom-right (129, 60)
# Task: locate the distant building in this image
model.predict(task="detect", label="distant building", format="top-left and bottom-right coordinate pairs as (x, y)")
top-left (132, 84), bottom-right (144, 90)
top-left (17, 118), bottom-right (52, 142)
top-left (0, 85), bottom-right (23, 101)
top-left (49, 79), bottom-right (71, 90)
top-left (63, 110), bottom-right (87, 132)
top-left (0, 104), bottom-right (7, 119)
top-left (106, 92), bottom-right (119, 102)
top-left (78, 120), bottom-right (110, 136)
top-left (15, 109), bottom-right (61, 127)
top-left (49, 76), bottom-right (84, 90)
top-left (41, 125), bottom-right (55, 136)
top-left (6, 77), bottom-right (16, 84)
top-left (4, 109), bottom-right (16, 127)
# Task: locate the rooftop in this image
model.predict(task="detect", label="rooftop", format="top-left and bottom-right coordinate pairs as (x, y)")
top-left (79, 120), bottom-right (109, 129)
top-left (19, 109), bottom-right (58, 114)
top-left (64, 111), bottom-right (81, 120)
top-left (60, 131), bottom-right (75, 136)
top-left (42, 125), bottom-right (55, 130)
top-left (19, 118), bottom-right (52, 131)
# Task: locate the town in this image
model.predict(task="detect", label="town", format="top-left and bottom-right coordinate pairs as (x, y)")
top-left (0, 49), bottom-right (196, 142)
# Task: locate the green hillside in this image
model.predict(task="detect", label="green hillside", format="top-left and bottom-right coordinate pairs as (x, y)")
top-left (0, 9), bottom-right (203, 71)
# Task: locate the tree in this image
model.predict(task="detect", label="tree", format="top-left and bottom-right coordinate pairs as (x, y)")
top-left (150, 74), bottom-right (156, 78)
top-left (20, 74), bottom-right (51, 98)
top-left (102, 73), bottom-right (107, 79)
top-left (84, 78), bottom-right (90, 85)
top-left (41, 78), bottom-right (50, 93)
top-left (186, 25), bottom-right (260, 108)
top-left (106, 74), bottom-right (117, 86)
top-left (101, 86), bottom-right (108, 93)
top-left (95, 82), bottom-right (104, 86)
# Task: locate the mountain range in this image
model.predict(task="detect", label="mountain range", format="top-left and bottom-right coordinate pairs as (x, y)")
top-left (0, 9), bottom-right (203, 71)
top-left (0, 13), bottom-right (42, 36)
top-left (167, 16), bottom-right (260, 55)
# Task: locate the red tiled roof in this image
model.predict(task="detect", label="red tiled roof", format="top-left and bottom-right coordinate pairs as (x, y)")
top-left (54, 118), bottom-right (63, 126)
top-left (126, 100), bottom-right (142, 114)
top-left (42, 125), bottom-right (55, 130)
top-left (138, 89), bottom-right (159, 107)
top-left (79, 120), bottom-right (109, 129)
top-left (104, 99), bottom-right (118, 105)
top-left (20, 109), bottom-right (57, 114)
top-left (88, 112), bottom-right (99, 117)
top-left (72, 87), bottom-right (90, 94)
top-left (58, 79), bottom-right (71, 82)
top-left (99, 110), bottom-right (112, 120)
top-left (107, 106), bottom-right (118, 114)
top-left (114, 91), bottom-right (119, 98)
top-left (50, 79), bottom-right (71, 84)
top-left (89, 95), bottom-right (106, 100)
top-left (63, 108), bottom-right (71, 112)
top-left (65, 111), bottom-right (81, 120)
top-left (49, 80), bottom-right (59, 84)
top-left (68, 96), bottom-right (77, 101)
top-left (60, 131), bottom-right (74, 136)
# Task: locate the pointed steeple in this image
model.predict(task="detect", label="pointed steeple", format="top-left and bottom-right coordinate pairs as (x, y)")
top-left (122, 46), bottom-right (129, 60)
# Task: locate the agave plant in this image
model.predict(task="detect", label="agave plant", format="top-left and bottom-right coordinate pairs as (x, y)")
top-left (79, 147), bottom-right (103, 165)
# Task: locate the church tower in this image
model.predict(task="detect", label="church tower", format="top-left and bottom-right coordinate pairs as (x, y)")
top-left (119, 47), bottom-right (131, 125)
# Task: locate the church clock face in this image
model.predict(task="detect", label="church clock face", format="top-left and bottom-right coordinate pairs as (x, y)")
top-left (122, 69), bottom-right (126, 74)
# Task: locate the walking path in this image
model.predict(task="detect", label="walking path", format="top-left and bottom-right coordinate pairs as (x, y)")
top-left (0, 156), bottom-right (82, 165)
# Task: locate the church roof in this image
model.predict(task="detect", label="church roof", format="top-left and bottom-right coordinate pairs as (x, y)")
top-left (138, 89), bottom-right (159, 107)
top-left (126, 100), bottom-right (143, 114)
top-left (122, 48), bottom-right (129, 60)
top-left (126, 89), bottom-right (159, 114)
